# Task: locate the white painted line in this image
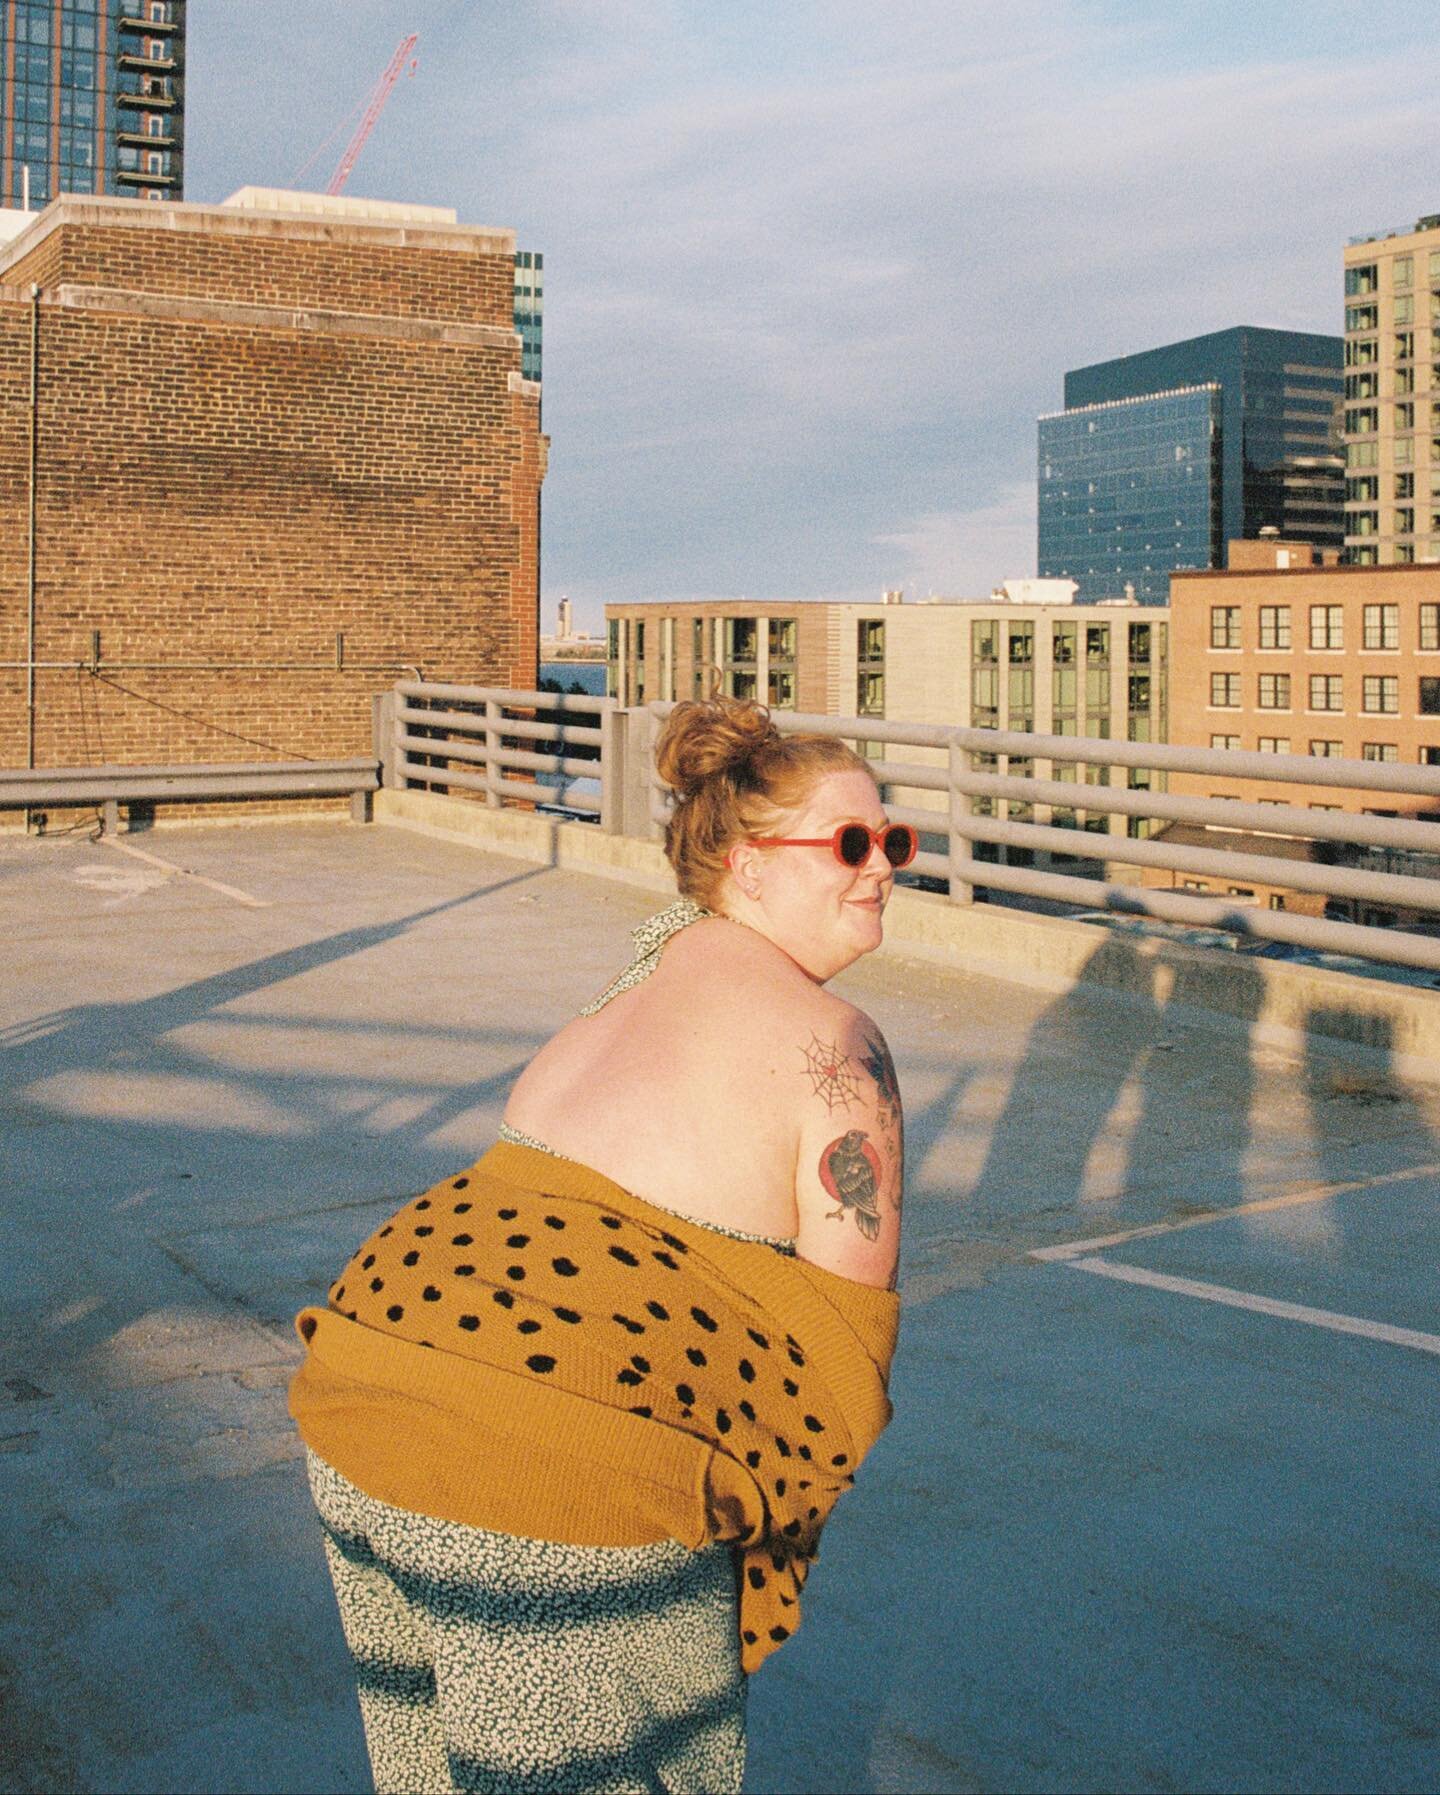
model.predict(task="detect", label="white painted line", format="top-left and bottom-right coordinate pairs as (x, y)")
top-left (1029, 1161), bottom-right (1440, 1263)
top-left (102, 836), bottom-right (269, 909)
top-left (1063, 1255), bottom-right (1440, 1357)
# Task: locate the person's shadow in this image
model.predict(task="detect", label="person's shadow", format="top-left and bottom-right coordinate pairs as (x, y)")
top-left (750, 926), bottom-right (1271, 1795)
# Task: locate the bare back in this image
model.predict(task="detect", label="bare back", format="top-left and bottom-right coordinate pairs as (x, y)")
top-left (503, 913), bottom-right (903, 1285)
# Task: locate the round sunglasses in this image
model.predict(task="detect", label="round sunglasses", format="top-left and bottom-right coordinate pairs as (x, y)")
top-left (750, 821), bottom-right (918, 870)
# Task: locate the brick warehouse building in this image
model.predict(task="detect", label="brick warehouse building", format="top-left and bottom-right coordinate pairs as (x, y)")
top-left (0, 192), bottom-right (546, 816)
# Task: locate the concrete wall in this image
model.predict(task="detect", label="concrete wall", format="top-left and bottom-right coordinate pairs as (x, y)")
top-left (374, 786), bottom-right (1440, 1076)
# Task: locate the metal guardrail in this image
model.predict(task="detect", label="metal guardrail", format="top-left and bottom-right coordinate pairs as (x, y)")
top-left (641, 703), bottom-right (1440, 974)
top-left (387, 681), bottom-right (617, 827)
top-left (0, 757), bottom-right (379, 830)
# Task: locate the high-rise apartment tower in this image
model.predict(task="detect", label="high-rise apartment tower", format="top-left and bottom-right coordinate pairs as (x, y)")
top-left (1038, 327), bottom-right (1344, 605)
top-left (1, 0), bottom-right (185, 210)
top-left (1342, 212), bottom-right (1440, 566)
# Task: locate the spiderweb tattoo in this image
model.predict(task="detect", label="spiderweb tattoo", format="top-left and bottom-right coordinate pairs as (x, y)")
top-left (800, 1034), bottom-right (862, 1112)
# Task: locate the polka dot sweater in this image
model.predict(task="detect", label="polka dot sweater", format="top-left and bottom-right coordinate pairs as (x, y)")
top-left (291, 1140), bottom-right (899, 1674)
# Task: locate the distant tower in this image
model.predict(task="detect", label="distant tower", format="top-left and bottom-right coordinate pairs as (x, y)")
top-left (1, 0), bottom-right (186, 209)
top-left (514, 249), bottom-right (542, 382)
top-left (557, 596), bottom-right (573, 641)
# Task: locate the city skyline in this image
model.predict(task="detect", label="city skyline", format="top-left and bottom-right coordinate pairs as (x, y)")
top-left (175, 3), bottom-right (1440, 632)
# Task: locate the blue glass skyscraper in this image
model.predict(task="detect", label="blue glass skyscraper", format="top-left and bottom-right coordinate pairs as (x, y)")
top-left (1, 1), bottom-right (185, 209)
top-left (1038, 327), bottom-right (1343, 604)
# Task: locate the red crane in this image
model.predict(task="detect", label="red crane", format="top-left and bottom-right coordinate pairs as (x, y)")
top-left (326, 34), bottom-right (419, 196)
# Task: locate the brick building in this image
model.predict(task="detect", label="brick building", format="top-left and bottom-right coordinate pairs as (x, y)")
top-left (0, 192), bottom-right (546, 813)
top-left (1155, 538), bottom-right (1440, 920)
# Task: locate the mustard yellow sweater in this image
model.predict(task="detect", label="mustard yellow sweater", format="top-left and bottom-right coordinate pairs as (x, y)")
top-left (290, 1140), bottom-right (899, 1673)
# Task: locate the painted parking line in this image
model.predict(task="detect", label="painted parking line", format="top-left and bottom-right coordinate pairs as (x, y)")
top-left (102, 836), bottom-right (269, 909)
top-left (1029, 1160), bottom-right (1440, 1263)
top-left (1059, 1255), bottom-right (1440, 1358)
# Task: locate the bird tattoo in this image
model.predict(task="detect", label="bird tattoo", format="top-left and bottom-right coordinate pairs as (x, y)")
top-left (820, 1130), bottom-right (882, 1240)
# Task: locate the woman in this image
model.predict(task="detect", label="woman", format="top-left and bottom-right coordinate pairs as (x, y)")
top-left (291, 696), bottom-right (910, 1795)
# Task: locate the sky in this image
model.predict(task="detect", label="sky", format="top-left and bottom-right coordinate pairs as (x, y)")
top-left (188, 1), bottom-right (1440, 632)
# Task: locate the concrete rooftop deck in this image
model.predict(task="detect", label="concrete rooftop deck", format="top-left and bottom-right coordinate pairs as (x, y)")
top-left (3, 816), bottom-right (1439, 1794)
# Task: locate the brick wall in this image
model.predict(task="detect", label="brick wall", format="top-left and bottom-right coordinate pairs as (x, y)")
top-left (0, 198), bottom-right (546, 822)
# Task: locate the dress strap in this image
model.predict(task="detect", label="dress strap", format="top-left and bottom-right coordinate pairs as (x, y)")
top-left (578, 897), bottom-right (716, 1017)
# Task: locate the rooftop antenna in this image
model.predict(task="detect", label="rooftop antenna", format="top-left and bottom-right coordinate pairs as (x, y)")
top-left (323, 34), bottom-right (419, 196)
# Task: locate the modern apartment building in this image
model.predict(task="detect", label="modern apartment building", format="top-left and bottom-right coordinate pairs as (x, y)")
top-left (1, 0), bottom-right (185, 208)
top-left (1342, 212), bottom-right (1440, 566)
top-left (1038, 328), bottom-right (1344, 604)
top-left (1161, 538), bottom-right (1440, 920)
top-left (605, 592), bottom-right (1170, 866)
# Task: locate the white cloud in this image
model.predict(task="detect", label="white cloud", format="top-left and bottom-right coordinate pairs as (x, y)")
top-left (872, 483), bottom-right (1038, 600)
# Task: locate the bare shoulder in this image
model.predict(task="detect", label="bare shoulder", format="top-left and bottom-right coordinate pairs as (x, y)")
top-left (789, 995), bottom-right (904, 1289)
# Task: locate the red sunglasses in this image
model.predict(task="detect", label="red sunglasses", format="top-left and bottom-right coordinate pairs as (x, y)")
top-left (750, 822), bottom-right (918, 870)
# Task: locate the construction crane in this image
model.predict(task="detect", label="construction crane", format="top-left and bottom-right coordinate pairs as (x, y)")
top-left (325, 34), bottom-right (419, 196)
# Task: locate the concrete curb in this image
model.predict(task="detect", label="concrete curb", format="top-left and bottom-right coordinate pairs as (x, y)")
top-left (375, 789), bottom-right (1440, 1076)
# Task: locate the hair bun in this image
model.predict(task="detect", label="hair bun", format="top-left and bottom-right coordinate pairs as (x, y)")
top-left (654, 696), bottom-right (781, 798)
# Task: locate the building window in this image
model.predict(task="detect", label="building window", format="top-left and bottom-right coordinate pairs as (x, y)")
top-left (1128, 622), bottom-right (1151, 663)
top-left (1211, 734), bottom-right (1240, 751)
top-left (1258, 605), bottom-right (1291, 650)
top-left (1362, 674), bottom-right (1398, 714)
top-left (1210, 673), bottom-right (1241, 708)
top-left (147, 37), bottom-right (165, 59)
top-left (720, 617), bottom-right (757, 699)
top-left (1362, 742), bottom-right (1398, 762)
top-left (1309, 605), bottom-right (1344, 650)
top-left (1420, 677), bottom-right (1440, 716)
top-left (146, 151), bottom-right (164, 175)
top-left (1396, 471), bottom-right (1415, 499)
top-left (1421, 604), bottom-right (1440, 651)
top-left (1209, 606), bottom-right (1241, 650)
top-left (1346, 303), bottom-right (1379, 332)
top-left (1257, 736), bottom-right (1290, 754)
top-left (1085, 624), bottom-right (1110, 664)
top-left (1394, 254), bottom-right (1413, 289)
top-left (1257, 673), bottom-right (1291, 710)
top-left (1008, 622), bottom-right (1034, 666)
top-left (1309, 674), bottom-right (1344, 712)
top-left (146, 115), bottom-right (165, 137)
top-left (1363, 603), bottom-right (1400, 649)
top-left (1309, 739), bottom-right (1343, 757)
top-left (768, 668), bottom-right (795, 709)
top-left (1422, 747), bottom-right (1440, 766)
top-left (857, 620), bottom-right (885, 717)
top-left (1128, 672), bottom-right (1151, 712)
top-left (1053, 620), bottom-right (1077, 667)
top-left (1345, 263), bottom-right (1377, 296)
top-left (971, 619), bottom-right (998, 665)
top-left (1394, 293), bottom-right (1415, 326)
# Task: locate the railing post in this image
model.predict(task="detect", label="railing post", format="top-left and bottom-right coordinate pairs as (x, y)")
top-left (599, 702), bottom-right (624, 835)
top-left (373, 690), bottom-right (397, 788)
top-left (620, 706), bottom-right (660, 839)
top-left (484, 698), bottom-right (502, 809)
top-left (948, 738), bottom-right (974, 905)
top-left (391, 684), bottom-right (411, 791)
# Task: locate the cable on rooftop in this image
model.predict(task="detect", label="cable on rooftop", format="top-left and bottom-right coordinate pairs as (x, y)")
top-left (86, 670), bottom-right (318, 762)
